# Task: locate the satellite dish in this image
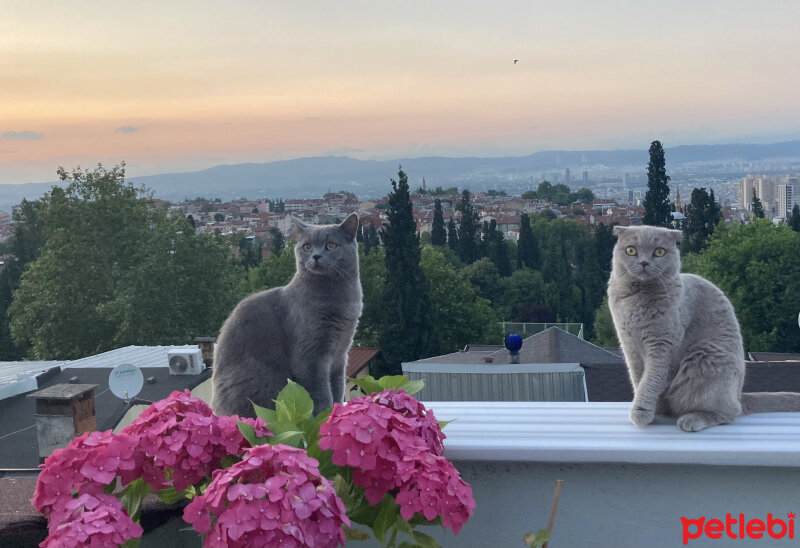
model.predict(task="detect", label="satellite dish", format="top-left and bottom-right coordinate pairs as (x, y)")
top-left (109, 363), bottom-right (144, 401)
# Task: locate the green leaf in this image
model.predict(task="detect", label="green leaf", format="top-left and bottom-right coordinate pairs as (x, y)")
top-left (120, 478), bottom-right (151, 523)
top-left (345, 527), bottom-right (372, 541)
top-left (372, 495), bottom-right (400, 545)
top-left (274, 379), bottom-right (314, 422)
top-left (411, 531), bottom-right (441, 548)
top-left (376, 375), bottom-right (409, 390)
top-left (349, 375), bottom-right (384, 395)
top-left (156, 486), bottom-right (187, 505)
top-left (237, 421), bottom-right (257, 446)
top-left (268, 430), bottom-right (305, 448)
top-left (523, 529), bottom-right (551, 548)
top-left (102, 477), bottom-right (118, 495)
top-left (401, 379), bottom-right (425, 395)
top-left (438, 419), bottom-right (453, 430)
top-left (251, 401), bottom-right (278, 425)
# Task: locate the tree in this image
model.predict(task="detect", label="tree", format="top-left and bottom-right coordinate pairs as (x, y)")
top-left (790, 204), bottom-right (800, 232)
top-left (249, 246), bottom-right (296, 292)
top-left (462, 257), bottom-right (502, 306)
top-left (591, 297), bottom-right (620, 348)
top-left (378, 168), bottom-right (434, 373)
top-left (420, 246), bottom-right (502, 355)
top-left (643, 140), bottom-right (672, 227)
top-left (751, 188), bottom-right (765, 219)
top-left (516, 213), bottom-right (541, 269)
top-left (571, 187), bottom-right (595, 204)
top-left (684, 219), bottom-right (800, 353)
top-left (431, 198), bottom-right (447, 246)
top-left (455, 190), bottom-right (479, 264)
top-left (214, 213), bottom-right (225, 223)
top-left (9, 164), bottom-right (247, 359)
top-left (486, 219), bottom-right (512, 276)
top-left (683, 187), bottom-right (723, 254)
top-left (447, 219), bottom-right (458, 250)
top-left (269, 227), bottom-right (285, 257)
top-left (496, 269), bottom-right (547, 321)
top-left (238, 236), bottom-right (262, 270)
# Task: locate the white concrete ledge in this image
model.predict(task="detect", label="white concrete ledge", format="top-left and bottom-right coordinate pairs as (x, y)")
top-left (427, 401), bottom-right (800, 467)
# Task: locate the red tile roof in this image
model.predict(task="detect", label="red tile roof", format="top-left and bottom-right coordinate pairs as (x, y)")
top-left (347, 347), bottom-right (380, 377)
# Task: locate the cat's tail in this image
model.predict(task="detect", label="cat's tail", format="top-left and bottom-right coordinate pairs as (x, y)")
top-left (741, 392), bottom-right (800, 414)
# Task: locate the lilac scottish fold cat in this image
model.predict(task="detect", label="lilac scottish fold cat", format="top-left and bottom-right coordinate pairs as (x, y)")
top-left (608, 225), bottom-right (800, 432)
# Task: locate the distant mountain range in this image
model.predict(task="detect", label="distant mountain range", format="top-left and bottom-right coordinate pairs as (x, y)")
top-left (2, 140), bottom-right (800, 210)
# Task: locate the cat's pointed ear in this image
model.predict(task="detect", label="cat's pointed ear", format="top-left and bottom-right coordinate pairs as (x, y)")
top-left (339, 213), bottom-right (359, 240)
top-left (291, 216), bottom-right (310, 237)
top-left (612, 225), bottom-right (628, 238)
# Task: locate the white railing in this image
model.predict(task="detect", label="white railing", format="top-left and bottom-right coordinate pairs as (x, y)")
top-left (499, 322), bottom-right (584, 339)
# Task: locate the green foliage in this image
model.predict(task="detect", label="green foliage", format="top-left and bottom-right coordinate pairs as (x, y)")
top-left (8, 164), bottom-right (247, 359)
top-left (484, 219), bottom-right (512, 276)
top-left (517, 213), bottom-right (541, 270)
top-left (684, 219), bottom-right (800, 352)
top-left (269, 226), bottom-right (285, 257)
top-left (591, 297), bottom-right (619, 348)
top-left (430, 199), bottom-right (447, 246)
top-left (455, 190), bottom-right (479, 264)
top-left (463, 257), bottom-right (502, 306)
top-left (790, 204), bottom-right (800, 232)
top-left (378, 168), bottom-right (434, 374)
top-left (643, 140), bottom-right (672, 227)
top-left (523, 529), bottom-right (551, 548)
top-left (446, 218), bottom-right (458, 250)
top-left (420, 246), bottom-right (502, 354)
top-left (682, 187), bottom-right (723, 254)
top-left (750, 187), bottom-right (765, 219)
top-left (249, 245), bottom-right (296, 291)
top-left (354, 246), bottom-right (386, 347)
top-left (428, 185), bottom-right (459, 196)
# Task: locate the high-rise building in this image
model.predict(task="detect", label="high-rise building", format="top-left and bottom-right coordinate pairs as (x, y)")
top-left (778, 175), bottom-right (799, 218)
top-left (582, 171), bottom-right (589, 185)
top-left (565, 168), bottom-right (571, 185)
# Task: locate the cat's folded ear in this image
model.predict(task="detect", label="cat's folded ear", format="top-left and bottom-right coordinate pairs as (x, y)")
top-left (612, 226), bottom-right (629, 238)
top-left (339, 213), bottom-right (359, 240)
top-left (290, 216), bottom-right (311, 237)
top-left (666, 228), bottom-right (683, 243)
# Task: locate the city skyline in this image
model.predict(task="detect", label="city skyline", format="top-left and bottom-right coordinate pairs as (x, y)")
top-left (2, 1), bottom-right (800, 186)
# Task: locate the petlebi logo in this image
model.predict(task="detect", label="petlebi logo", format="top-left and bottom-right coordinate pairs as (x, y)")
top-left (682, 512), bottom-right (796, 545)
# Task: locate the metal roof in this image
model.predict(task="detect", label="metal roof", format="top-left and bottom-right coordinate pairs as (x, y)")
top-left (429, 401), bottom-right (800, 467)
top-left (0, 361), bottom-right (67, 387)
top-left (63, 345), bottom-right (200, 370)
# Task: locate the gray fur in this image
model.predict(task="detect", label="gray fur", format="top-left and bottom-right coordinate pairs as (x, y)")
top-left (608, 225), bottom-right (800, 432)
top-left (212, 213), bottom-right (363, 417)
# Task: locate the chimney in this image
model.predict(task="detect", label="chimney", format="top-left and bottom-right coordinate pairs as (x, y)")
top-left (27, 384), bottom-right (97, 463)
top-left (194, 336), bottom-right (216, 368)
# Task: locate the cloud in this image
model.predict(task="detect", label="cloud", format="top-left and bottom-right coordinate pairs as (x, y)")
top-left (116, 125), bottom-right (139, 134)
top-left (1, 130), bottom-right (43, 140)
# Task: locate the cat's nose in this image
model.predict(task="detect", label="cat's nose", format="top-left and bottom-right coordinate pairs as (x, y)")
top-left (640, 261), bottom-right (649, 267)
top-left (312, 254), bottom-right (321, 261)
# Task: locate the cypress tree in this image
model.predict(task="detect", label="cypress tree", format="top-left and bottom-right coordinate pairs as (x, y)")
top-left (487, 219), bottom-right (512, 276)
top-left (431, 198), bottom-right (447, 246)
top-left (643, 140), bottom-right (672, 227)
top-left (447, 218), bottom-right (458, 250)
top-left (456, 189), bottom-right (479, 264)
top-left (378, 168), bottom-right (434, 373)
top-left (517, 213), bottom-right (541, 269)
top-left (790, 204), bottom-right (800, 232)
top-left (751, 188), bottom-right (765, 218)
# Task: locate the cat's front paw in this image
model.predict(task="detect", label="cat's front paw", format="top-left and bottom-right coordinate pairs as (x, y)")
top-left (630, 405), bottom-right (655, 428)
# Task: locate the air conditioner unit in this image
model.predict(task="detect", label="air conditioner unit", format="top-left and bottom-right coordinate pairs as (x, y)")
top-left (167, 349), bottom-right (206, 375)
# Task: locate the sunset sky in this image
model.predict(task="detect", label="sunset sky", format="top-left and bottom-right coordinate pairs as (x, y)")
top-left (1, 1), bottom-right (799, 185)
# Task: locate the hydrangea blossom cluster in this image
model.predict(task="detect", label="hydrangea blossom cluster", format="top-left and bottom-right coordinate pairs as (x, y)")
top-left (318, 390), bottom-right (474, 533)
top-left (32, 430), bottom-right (140, 518)
top-left (40, 493), bottom-right (143, 548)
top-left (395, 453), bottom-right (476, 535)
top-left (121, 390), bottom-right (271, 491)
top-left (183, 443), bottom-right (349, 548)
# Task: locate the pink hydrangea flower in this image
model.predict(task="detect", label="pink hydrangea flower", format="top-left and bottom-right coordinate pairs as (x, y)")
top-left (39, 492), bottom-right (143, 548)
top-left (369, 390), bottom-right (446, 456)
top-left (32, 430), bottom-right (140, 518)
top-left (121, 390), bottom-right (271, 492)
top-left (395, 453), bottom-right (475, 535)
top-left (318, 390), bottom-right (445, 504)
top-left (183, 443), bottom-right (349, 548)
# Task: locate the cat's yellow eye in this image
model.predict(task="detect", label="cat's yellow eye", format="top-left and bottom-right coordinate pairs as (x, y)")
top-left (302, 243), bottom-right (313, 252)
top-left (625, 246), bottom-right (637, 256)
top-left (654, 247), bottom-right (666, 257)
top-left (325, 242), bottom-right (337, 251)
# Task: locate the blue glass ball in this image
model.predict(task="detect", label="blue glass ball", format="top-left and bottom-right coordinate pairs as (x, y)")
top-left (505, 333), bottom-right (523, 353)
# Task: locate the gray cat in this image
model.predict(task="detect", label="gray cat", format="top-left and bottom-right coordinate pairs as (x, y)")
top-left (212, 213), bottom-right (363, 418)
top-left (608, 225), bottom-right (800, 432)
